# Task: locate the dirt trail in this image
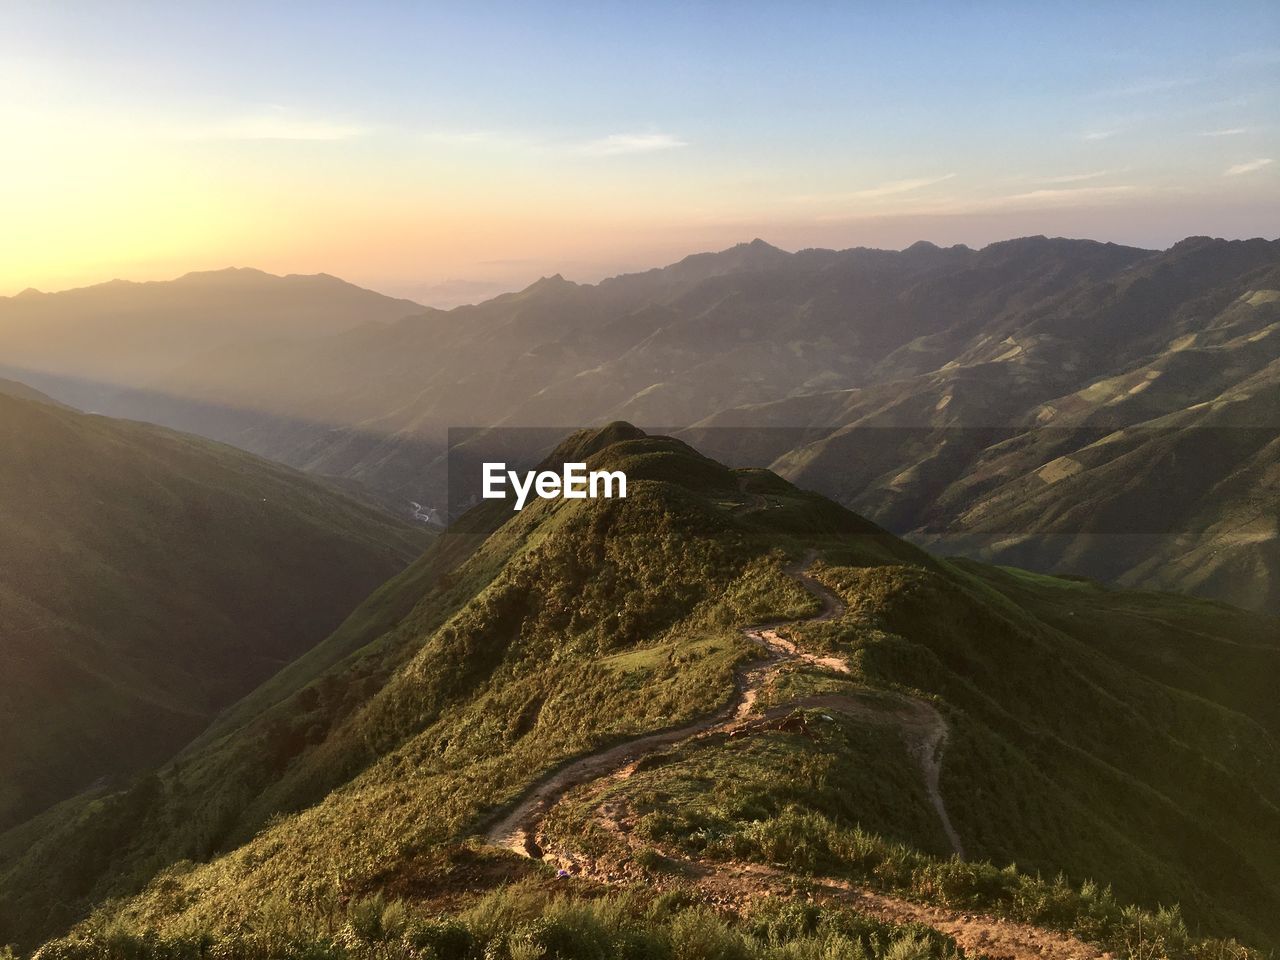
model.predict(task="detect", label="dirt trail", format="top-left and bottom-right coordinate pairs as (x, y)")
top-left (485, 557), bottom-right (839, 851)
top-left (487, 556), bottom-right (960, 858)
top-left (694, 864), bottom-right (1108, 960)
top-left (482, 556), bottom-right (1104, 960)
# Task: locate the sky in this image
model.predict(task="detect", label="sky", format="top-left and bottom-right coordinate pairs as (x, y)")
top-left (3, 1), bottom-right (1278, 302)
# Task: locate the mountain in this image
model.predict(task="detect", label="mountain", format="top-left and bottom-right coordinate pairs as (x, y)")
top-left (0, 268), bottom-right (422, 413)
top-left (6, 237), bottom-right (1278, 611)
top-left (4, 426), bottom-right (1276, 957)
top-left (0, 389), bottom-right (429, 834)
top-left (0, 378), bottom-right (69, 408)
top-left (686, 238), bottom-right (1280, 611)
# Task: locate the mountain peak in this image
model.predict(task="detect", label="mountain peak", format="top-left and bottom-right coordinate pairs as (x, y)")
top-left (530, 272), bottom-right (573, 288)
top-left (514, 274), bottom-right (577, 298)
top-left (173, 266), bottom-right (275, 284)
top-left (694, 238), bottom-right (792, 271)
top-left (730, 238), bottom-right (787, 257)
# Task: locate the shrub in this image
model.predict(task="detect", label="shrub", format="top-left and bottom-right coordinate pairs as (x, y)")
top-left (669, 908), bottom-right (750, 960)
top-left (347, 893), bottom-right (388, 943)
top-left (408, 917), bottom-right (475, 959)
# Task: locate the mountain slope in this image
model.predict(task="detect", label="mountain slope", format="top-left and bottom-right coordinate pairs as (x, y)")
top-left (0, 389), bottom-right (428, 833)
top-left (3, 238), bottom-right (1156, 504)
top-left (19, 236), bottom-right (1274, 610)
top-left (688, 239), bottom-right (1280, 610)
top-left (5, 426), bottom-right (1276, 956)
top-left (0, 267), bottom-right (422, 413)
top-left (0, 378), bottom-right (69, 408)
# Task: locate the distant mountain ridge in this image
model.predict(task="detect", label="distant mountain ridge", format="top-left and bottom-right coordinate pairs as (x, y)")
top-left (3, 235), bottom-right (1277, 610)
top-left (0, 377), bottom-right (68, 408)
top-left (0, 267), bottom-right (422, 412)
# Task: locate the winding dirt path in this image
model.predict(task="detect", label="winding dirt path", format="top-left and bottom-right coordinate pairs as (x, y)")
top-left (487, 556), bottom-right (960, 857)
top-left (482, 555), bottom-right (1105, 960)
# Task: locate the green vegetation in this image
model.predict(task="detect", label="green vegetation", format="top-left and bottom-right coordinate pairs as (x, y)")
top-left (3, 425), bottom-right (1276, 960)
top-left (32, 881), bottom-right (960, 960)
top-left (0, 390), bottom-right (428, 832)
top-left (548, 721), bottom-right (1257, 960)
top-left (0, 429), bottom-right (824, 945)
top-left (797, 559), bottom-right (1280, 943)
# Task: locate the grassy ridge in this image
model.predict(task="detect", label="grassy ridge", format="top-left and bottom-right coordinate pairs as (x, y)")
top-left (547, 553), bottom-right (1278, 946)
top-left (5, 426), bottom-right (1276, 957)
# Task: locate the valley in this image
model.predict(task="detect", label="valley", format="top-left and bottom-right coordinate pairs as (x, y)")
top-left (0, 383), bottom-right (428, 832)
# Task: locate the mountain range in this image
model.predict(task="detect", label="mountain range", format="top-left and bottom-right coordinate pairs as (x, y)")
top-left (0, 267), bottom-right (421, 413)
top-left (2, 236), bottom-right (1276, 611)
top-left (5, 425), bottom-right (1276, 956)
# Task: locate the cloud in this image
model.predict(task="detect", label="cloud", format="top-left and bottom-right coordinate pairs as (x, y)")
top-left (1039, 171), bottom-right (1108, 184)
top-left (996, 185), bottom-right (1138, 207)
top-left (419, 128), bottom-right (687, 158)
top-left (791, 173), bottom-right (958, 209)
top-left (852, 173), bottom-right (957, 199)
top-left (1082, 130), bottom-right (1118, 142)
top-left (808, 182), bottom-right (1149, 222)
top-left (181, 111), bottom-right (367, 141)
top-left (1225, 158), bottom-right (1274, 176)
top-left (575, 132), bottom-right (688, 157)
top-left (1200, 127), bottom-right (1248, 137)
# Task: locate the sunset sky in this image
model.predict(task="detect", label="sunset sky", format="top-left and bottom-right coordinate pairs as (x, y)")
top-left (3, 1), bottom-right (1278, 301)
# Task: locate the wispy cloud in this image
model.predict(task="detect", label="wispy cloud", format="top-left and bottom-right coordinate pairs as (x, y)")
top-left (1225, 158), bottom-right (1274, 176)
top-left (851, 173), bottom-right (956, 199)
top-left (1000, 184), bottom-right (1137, 205)
top-left (575, 132), bottom-right (688, 157)
top-left (421, 128), bottom-right (687, 158)
top-left (787, 174), bottom-right (958, 213)
top-left (180, 110), bottom-right (368, 141)
top-left (1082, 130), bottom-right (1117, 142)
top-left (809, 182), bottom-right (1149, 222)
top-left (1039, 170), bottom-right (1109, 184)
top-left (1200, 127), bottom-right (1248, 137)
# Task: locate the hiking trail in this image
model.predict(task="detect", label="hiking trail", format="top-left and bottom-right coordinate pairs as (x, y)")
top-left (483, 553), bottom-right (1108, 960)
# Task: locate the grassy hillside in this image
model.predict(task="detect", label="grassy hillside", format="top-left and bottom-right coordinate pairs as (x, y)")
top-left (2, 426), bottom-right (1275, 959)
top-left (699, 244), bottom-right (1280, 612)
top-left (563, 558), bottom-right (1280, 940)
top-left (0, 390), bottom-right (429, 834)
